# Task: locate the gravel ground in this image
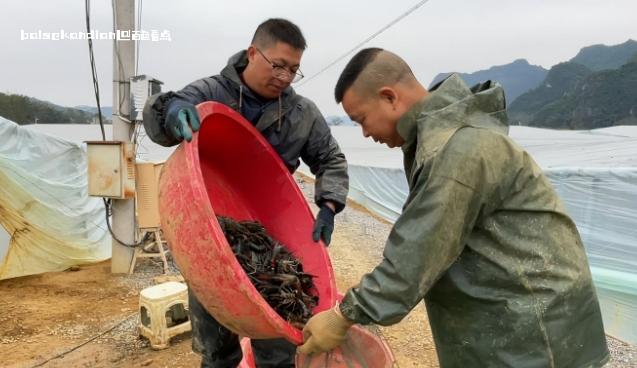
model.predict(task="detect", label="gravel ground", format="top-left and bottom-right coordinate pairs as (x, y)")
top-left (608, 336), bottom-right (637, 367)
top-left (104, 252), bottom-right (185, 358)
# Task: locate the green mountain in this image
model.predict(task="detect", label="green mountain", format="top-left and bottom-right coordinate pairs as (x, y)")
top-left (430, 59), bottom-right (548, 103)
top-left (508, 62), bottom-right (593, 125)
top-left (509, 60), bottom-right (637, 129)
top-left (0, 93), bottom-right (105, 125)
top-left (508, 39), bottom-right (637, 129)
top-left (565, 61), bottom-right (637, 128)
top-left (570, 39), bottom-right (637, 71)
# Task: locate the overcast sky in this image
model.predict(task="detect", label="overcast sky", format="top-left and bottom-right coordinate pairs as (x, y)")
top-left (2, 0), bottom-right (636, 116)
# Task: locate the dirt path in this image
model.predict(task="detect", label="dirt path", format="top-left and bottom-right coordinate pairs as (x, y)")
top-left (0, 262), bottom-right (199, 368)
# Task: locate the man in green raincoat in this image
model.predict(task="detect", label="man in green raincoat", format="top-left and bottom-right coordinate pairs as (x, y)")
top-left (298, 48), bottom-right (610, 368)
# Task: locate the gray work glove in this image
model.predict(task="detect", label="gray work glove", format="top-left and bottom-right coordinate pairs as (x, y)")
top-left (165, 100), bottom-right (200, 142)
top-left (312, 205), bottom-right (335, 246)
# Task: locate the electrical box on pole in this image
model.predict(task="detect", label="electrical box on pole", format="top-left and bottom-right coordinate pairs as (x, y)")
top-left (86, 141), bottom-right (136, 199)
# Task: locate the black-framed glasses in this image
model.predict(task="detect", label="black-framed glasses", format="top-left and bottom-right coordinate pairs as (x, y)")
top-left (256, 47), bottom-right (304, 83)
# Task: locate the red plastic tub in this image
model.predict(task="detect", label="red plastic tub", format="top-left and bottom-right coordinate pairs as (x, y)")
top-left (158, 102), bottom-right (337, 344)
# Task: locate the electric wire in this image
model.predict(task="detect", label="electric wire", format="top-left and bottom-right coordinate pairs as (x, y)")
top-left (296, 0), bottom-right (430, 88)
top-left (29, 313), bottom-right (138, 368)
top-left (111, 0), bottom-right (128, 122)
top-left (85, 0), bottom-right (106, 140)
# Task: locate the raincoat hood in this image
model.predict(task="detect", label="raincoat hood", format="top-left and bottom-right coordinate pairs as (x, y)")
top-left (398, 74), bottom-right (509, 155)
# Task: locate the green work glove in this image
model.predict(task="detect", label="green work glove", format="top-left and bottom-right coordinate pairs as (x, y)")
top-left (297, 305), bottom-right (353, 355)
top-left (312, 204), bottom-right (335, 246)
top-left (165, 100), bottom-right (200, 143)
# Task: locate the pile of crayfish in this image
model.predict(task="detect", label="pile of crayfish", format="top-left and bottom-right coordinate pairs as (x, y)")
top-left (216, 216), bottom-right (318, 327)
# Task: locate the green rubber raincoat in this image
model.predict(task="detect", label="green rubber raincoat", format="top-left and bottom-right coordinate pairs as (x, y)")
top-left (340, 75), bottom-right (609, 367)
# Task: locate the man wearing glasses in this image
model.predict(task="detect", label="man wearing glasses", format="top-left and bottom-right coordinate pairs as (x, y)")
top-left (143, 18), bottom-right (349, 368)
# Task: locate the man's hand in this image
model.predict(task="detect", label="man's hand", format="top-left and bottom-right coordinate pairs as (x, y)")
top-left (165, 100), bottom-right (201, 142)
top-left (312, 203), bottom-right (335, 246)
top-left (297, 305), bottom-right (353, 355)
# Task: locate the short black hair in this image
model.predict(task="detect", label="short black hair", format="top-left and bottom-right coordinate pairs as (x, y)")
top-left (334, 48), bottom-right (383, 103)
top-left (252, 18), bottom-right (306, 51)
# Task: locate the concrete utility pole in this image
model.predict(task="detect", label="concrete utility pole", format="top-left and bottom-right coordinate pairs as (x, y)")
top-left (111, 0), bottom-right (136, 273)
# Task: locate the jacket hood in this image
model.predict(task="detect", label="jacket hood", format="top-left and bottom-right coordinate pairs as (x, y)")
top-left (397, 74), bottom-right (509, 149)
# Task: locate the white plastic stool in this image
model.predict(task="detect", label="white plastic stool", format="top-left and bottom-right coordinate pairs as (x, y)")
top-left (138, 281), bottom-right (191, 349)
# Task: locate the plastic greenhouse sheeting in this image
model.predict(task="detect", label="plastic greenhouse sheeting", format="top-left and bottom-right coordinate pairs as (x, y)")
top-left (12, 121), bottom-right (637, 343)
top-left (300, 125), bottom-right (637, 344)
top-left (0, 117), bottom-right (110, 280)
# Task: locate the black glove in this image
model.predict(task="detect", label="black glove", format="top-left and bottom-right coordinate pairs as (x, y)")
top-left (312, 205), bottom-right (335, 246)
top-left (165, 100), bottom-right (200, 142)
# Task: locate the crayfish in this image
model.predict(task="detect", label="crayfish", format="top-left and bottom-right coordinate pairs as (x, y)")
top-left (217, 216), bottom-right (318, 326)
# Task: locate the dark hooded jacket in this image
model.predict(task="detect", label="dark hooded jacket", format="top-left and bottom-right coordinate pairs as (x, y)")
top-left (340, 75), bottom-right (609, 367)
top-left (143, 50), bottom-right (349, 211)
